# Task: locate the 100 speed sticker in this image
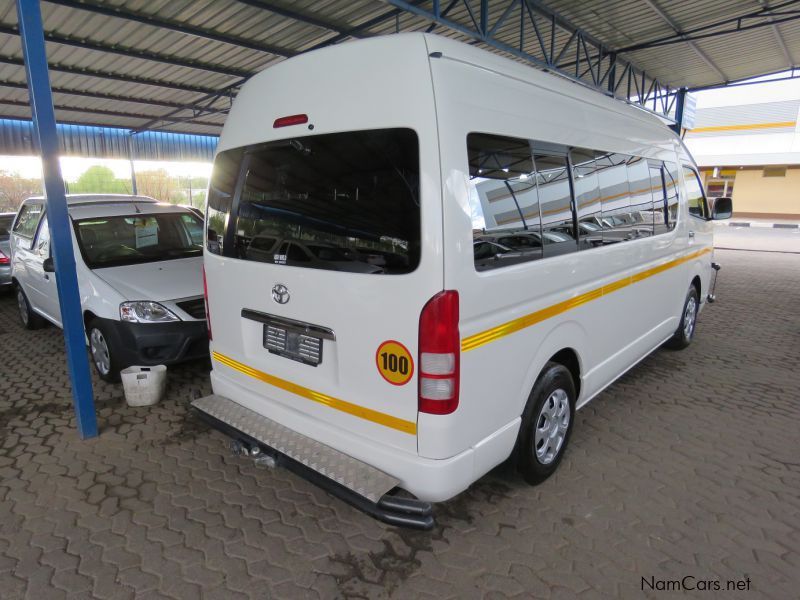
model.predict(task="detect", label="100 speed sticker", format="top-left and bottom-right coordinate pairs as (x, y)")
top-left (375, 340), bottom-right (414, 386)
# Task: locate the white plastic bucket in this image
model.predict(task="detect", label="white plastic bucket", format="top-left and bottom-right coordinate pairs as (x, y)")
top-left (121, 365), bottom-right (167, 407)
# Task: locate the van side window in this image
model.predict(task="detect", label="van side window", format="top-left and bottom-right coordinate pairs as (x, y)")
top-left (13, 203), bottom-right (44, 239)
top-left (664, 162), bottom-right (680, 228)
top-left (647, 161), bottom-right (668, 236)
top-left (535, 150), bottom-right (576, 257)
top-left (593, 152), bottom-right (635, 244)
top-left (571, 148), bottom-right (602, 250)
top-left (682, 165), bottom-right (708, 219)
top-left (466, 133), bottom-right (543, 271)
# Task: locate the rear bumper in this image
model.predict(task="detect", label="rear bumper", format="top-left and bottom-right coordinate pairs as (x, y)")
top-left (100, 317), bottom-right (209, 367)
top-left (210, 369), bottom-right (520, 503)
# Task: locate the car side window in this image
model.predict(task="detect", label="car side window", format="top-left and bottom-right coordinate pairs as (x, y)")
top-left (35, 216), bottom-right (50, 258)
top-left (682, 166), bottom-right (708, 219)
top-left (13, 203), bottom-right (44, 239)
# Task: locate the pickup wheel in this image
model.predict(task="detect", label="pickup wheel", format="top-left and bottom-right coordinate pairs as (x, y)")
top-left (16, 286), bottom-right (45, 330)
top-left (87, 320), bottom-right (121, 383)
top-left (516, 362), bottom-right (576, 485)
top-left (665, 285), bottom-right (699, 350)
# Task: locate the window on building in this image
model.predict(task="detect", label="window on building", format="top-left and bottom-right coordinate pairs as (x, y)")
top-left (763, 166), bottom-right (787, 178)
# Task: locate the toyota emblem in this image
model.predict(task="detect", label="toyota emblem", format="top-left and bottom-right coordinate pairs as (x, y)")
top-left (272, 284), bottom-right (290, 304)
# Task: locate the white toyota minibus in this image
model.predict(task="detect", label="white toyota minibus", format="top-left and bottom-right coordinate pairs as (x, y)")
top-left (194, 33), bottom-right (732, 528)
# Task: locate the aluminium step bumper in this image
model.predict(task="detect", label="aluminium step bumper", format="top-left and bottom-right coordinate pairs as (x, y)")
top-left (191, 394), bottom-right (434, 530)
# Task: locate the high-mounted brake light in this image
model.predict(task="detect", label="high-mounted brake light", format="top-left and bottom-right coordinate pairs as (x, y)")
top-left (203, 267), bottom-right (212, 340)
top-left (0, 249), bottom-right (8, 265)
top-left (273, 114), bottom-right (308, 128)
top-left (418, 290), bottom-right (460, 415)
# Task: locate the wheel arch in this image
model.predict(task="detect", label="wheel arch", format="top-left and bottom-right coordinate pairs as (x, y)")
top-left (516, 320), bottom-right (587, 416)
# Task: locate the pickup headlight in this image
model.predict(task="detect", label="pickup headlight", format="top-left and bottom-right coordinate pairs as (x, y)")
top-left (120, 301), bottom-right (180, 323)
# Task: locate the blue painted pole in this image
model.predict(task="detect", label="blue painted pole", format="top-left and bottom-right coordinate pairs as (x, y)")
top-left (16, 0), bottom-right (98, 439)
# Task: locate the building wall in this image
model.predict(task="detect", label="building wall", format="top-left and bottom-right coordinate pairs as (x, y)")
top-left (699, 167), bottom-right (800, 219)
top-left (727, 167), bottom-right (800, 218)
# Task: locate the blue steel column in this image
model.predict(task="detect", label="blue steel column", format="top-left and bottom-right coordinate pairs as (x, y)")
top-left (671, 87), bottom-right (687, 135)
top-left (17, 0), bottom-right (98, 439)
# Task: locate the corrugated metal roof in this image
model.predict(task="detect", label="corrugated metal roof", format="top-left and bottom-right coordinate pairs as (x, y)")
top-left (0, 117), bottom-right (218, 160)
top-left (0, 0), bottom-right (798, 147)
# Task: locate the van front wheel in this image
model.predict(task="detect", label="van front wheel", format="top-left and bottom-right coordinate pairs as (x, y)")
top-left (516, 362), bottom-right (576, 485)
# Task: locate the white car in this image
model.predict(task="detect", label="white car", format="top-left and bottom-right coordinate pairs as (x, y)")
top-left (10, 194), bottom-right (208, 382)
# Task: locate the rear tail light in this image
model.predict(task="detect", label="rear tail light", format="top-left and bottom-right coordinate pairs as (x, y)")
top-left (273, 114), bottom-right (308, 128)
top-left (418, 290), bottom-right (460, 415)
top-left (202, 267), bottom-right (212, 340)
top-left (0, 250), bottom-right (8, 265)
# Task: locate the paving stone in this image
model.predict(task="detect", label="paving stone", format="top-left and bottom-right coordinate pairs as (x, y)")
top-left (0, 250), bottom-right (797, 598)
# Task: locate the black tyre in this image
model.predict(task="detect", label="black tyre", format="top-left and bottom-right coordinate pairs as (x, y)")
top-left (87, 319), bottom-right (122, 382)
top-left (16, 286), bottom-right (45, 330)
top-left (665, 285), bottom-right (699, 350)
top-left (516, 362), bottom-right (576, 485)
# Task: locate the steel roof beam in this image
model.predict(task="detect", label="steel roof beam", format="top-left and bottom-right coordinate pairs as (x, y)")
top-left (640, 0), bottom-right (728, 82)
top-left (0, 23), bottom-right (254, 78)
top-left (382, 0), bottom-right (677, 121)
top-left (235, 0), bottom-right (367, 40)
top-left (616, 0), bottom-right (800, 52)
top-left (0, 114), bottom-right (220, 136)
top-left (43, 0), bottom-right (296, 57)
top-left (758, 0), bottom-right (795, 68)
top-left (0, 79), bottom-right (229, 113)
top-left (0, 98), bottom-right (224, 127)
top-left (0, 55), bottom-right (226, 96)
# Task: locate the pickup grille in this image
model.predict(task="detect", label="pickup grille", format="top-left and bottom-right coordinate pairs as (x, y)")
top-left (176, 297), bottom-right (206, 320)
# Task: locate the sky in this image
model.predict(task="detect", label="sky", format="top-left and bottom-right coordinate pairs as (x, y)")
top-left (0, 156), bottom-right (212, 181)
top-left (692, 71), bottom-right (800, 108)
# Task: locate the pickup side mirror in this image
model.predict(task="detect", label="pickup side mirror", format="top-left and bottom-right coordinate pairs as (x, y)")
top-left (711, 197), bottom-right (733, 220)
top-left (43, 257), bottom-right (55, 273)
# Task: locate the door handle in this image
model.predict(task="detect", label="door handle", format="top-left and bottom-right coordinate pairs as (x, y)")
top-left (44, 274), bottom-right (49, 280)
top-left (688, 231), bottom-right (695, 238)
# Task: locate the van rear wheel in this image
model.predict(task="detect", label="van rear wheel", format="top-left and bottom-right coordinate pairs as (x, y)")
top-left (665, 285), bottom-right (699, 350)
top-left (516, 362), bottom-right (576, 485)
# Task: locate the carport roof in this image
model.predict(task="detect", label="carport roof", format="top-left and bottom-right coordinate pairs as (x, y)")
top-left (0, 0), bottom-right (798, 136)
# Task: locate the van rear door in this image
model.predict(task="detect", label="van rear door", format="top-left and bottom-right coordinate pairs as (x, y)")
top-left (204, 127), bottom-right (441, 454)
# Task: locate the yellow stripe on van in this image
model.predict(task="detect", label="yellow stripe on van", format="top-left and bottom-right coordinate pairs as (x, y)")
top-left (462, 247), bottom-right (712, 352)
top-left (211, 351), bottom-right (417, 435)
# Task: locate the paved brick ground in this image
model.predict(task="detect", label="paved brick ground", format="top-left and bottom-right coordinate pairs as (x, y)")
top-left (0, 249), bottom-right (798, 599)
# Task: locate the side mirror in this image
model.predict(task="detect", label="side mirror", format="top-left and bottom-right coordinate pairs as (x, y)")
top-left (43, 257), bottom-right (55, 273)
top-left (711, 197), bottom-right (733, 220)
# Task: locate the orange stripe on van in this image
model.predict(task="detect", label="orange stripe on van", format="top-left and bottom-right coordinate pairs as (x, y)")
top-left (461, 247), bottom-right (712, 352)
top-left (211, 351), bottom-right (417, 435)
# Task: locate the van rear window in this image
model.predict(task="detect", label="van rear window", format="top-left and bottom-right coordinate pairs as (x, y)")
top-left (206, 128), bottom-right (420, 275)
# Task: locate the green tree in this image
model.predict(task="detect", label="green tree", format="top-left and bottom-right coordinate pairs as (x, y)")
top-left (70, 166), bottom-right (130, 194)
